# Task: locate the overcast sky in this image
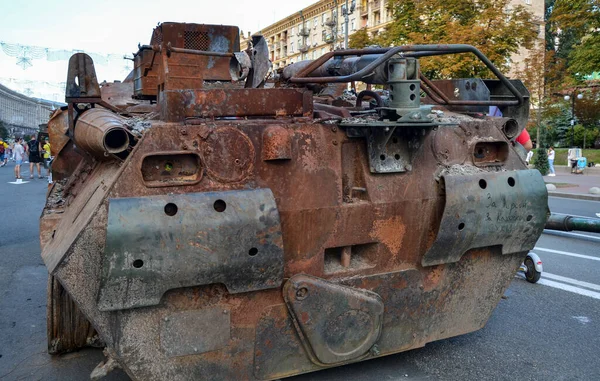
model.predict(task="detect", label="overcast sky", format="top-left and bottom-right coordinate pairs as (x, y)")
top-left (0, 0), bottom-right (316, 100)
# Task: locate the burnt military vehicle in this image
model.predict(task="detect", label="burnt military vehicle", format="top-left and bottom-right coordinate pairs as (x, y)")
top-left (41, 22), bottom-right (567, 380)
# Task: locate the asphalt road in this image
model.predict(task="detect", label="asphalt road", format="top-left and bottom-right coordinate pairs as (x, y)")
top-left (0, 162), bottom-right (598, 381)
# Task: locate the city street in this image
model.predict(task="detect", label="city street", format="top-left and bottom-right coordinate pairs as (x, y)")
top-left (0, 162), bottom-right (599, 381)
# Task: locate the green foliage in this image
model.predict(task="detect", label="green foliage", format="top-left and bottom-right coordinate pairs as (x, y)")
top-left (349, 28), bottom-right (373, 49)
top-left (569, 34), bottom-right (600, 77)
top-left (542, 104), bottom-right (572, 146)
top-left (550, 0), bottom-right (600, 77)
top-left (532, 148), bottom-right (600, 166)
top-left (534, 147), bottom-right (549, 176)
top-left (379, 0), bottom-right (538, 78)
top-left (564, 125), bottom-right (600, 149)
top-left (0, 121), bottom-right (8, 140)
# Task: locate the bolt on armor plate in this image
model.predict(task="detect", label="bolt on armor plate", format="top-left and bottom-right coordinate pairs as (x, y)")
top-left (97, 188), bottom-right (284, 311)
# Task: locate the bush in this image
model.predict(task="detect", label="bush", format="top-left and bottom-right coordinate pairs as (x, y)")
top-left (534, 148), bottom-right (549, 175)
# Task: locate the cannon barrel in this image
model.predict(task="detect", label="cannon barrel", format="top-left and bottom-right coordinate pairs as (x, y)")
top-left (545, 213), bottom-right (600, 233)
top-left (73, 108), bottom-right (130, 160)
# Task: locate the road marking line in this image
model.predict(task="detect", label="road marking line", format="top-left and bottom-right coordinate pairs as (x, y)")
top-left (534, 247), bottom-right (600, 262)
top-left (543, 272), bottom-right (600, 292)
top-left (548, 213), bottom-right (598, 219)
top-left (536, 278), bottom-right (600, 300)
top-left (543, 230), bottom-right (600, 242)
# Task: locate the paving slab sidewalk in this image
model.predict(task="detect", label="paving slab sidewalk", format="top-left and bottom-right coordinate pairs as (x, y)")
top-left (542, 165), bottom-right (600, 201)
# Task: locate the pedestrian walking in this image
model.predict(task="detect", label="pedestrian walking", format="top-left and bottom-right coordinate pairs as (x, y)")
top-left (42, 137), bottom-right (51, 178)
top-left (27, 135), bottom-right (43, 179)
top-left (13, 137), bottom-right (25, 180)
top-left (548, 146), bottom-right (556, 176)
top-left (0, 139), bottom-right (7, 167)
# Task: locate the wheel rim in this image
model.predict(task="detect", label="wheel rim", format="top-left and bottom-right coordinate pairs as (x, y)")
top-left (525, 259), bottom-right (535, 281)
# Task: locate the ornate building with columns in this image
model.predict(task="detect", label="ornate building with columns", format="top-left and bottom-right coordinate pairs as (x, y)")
top-left (242, 0), bottom-right (545, 76)
top-left (0, 83), bottom-right (64, 138)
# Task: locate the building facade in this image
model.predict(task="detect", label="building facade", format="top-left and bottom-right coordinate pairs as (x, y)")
top-left (0, 83), bottom-right (64, 138)
top-left (243, 0), bottom-right (544, 75)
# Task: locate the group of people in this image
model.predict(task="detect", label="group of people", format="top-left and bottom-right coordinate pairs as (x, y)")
top-left (0, 135), bottom-right (51, 180)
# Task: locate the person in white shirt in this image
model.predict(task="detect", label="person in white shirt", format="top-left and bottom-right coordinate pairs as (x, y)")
top-left (525, 150), bottom-right (534, 165)
top-left (547, 147), bottom-right (556, 176)
top-left (13, 137), bottom-right (25, 180)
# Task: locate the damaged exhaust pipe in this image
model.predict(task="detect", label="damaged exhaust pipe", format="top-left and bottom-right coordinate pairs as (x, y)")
top-left (73, 108), bottom-right (130, 160)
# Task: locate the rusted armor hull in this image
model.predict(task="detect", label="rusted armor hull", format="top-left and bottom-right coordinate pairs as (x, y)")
top-left (41, 118), bottom-right (545, 379)
top-left (40, 22), bottom-right (549, 380)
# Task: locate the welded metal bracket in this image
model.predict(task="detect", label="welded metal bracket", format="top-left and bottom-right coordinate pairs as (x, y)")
top-left (97, 188), bottom-right (284, 311)
top-left (422, 170), bottom-right (549, 267)
top-left (283, 274), bottom-right (384, 365)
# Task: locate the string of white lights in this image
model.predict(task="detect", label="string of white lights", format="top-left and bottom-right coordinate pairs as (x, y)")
top-left (0, 41), bottom-right (133, 70)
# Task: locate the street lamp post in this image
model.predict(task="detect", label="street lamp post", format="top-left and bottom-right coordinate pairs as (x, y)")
top-left (343, 0), bottom-right (355, 49)
top-left (564, 93), bottom-right (584, 147)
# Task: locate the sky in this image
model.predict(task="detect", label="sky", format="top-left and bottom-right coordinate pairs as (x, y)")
top-left (0, 0), bottom-right (317, 101)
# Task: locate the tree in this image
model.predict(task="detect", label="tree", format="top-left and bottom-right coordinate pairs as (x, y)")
top-left (574, 87), bottom-right (600, 128)
top-left (0, 121), bottom-right (8, 140)
top-left (565, 125), bottom-right (600, 149)
top-left (534, 147), bottom-right (549, 176)
top-left (349, 28), bottom-right (373, 49)
top-left (515, 45), bottom-right (546, 146)
top-left (377, 0), bottom-right (538, 78)
top-left (550, 0), bottom-right (600, 77)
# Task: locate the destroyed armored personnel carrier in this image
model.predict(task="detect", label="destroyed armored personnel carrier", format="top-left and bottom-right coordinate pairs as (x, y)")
top-left (41, 22), bottom-right (559, 380)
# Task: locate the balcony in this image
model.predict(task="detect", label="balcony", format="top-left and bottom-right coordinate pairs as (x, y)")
top-left (298, 28), bottom-right (310, 37)
top-left (324, 34), bottom-right (335, 43)
top-left (325, 18), bottom-right (336, 27)
top-left (371, 0), bottom-right (380, 11)
top-left (360, 4), bottom-right (368, 16)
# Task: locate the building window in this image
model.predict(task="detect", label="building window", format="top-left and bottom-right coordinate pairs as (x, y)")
top-left (351, 19), bottom-right (356, 30)
top-left (341, 23), bottom-right (346, 34)
top-left (314, 17), bottom-right (318, 28)
top-left (306, 19), bottom-right (311, 29)
top-left (291, 26), bottom-right (295, 36)
top-left (525, 0), bottom-right (531, 4)
top-left (322, 14), bottom-right (326, 25)
top-left (290, 42), bottom-right (294, 53)
top-left (321, 48), bottom-right (325, 56)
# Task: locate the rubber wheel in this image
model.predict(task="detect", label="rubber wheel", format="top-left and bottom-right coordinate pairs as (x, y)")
top-left (524, 258), bottom-right (541, 283)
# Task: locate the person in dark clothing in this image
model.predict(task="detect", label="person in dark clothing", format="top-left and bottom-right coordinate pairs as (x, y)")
top-left (28, 135), bottom-right (43, 179)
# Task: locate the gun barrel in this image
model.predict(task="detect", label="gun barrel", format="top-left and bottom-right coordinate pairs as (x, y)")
top-left (73, 108), bottom-right (130, 160)
top-left (545, 213), bottom-right (600, 233)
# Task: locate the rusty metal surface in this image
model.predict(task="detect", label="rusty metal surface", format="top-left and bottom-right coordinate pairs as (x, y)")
top-left (41, 24), bottom-right (553, 381)
top-left (161, 308), bottom-right (231, 357)
top-left (66, 53), bottom-right (101, 99)
top-left (133, 47), bottom-right (159, 99)
top-left (47, 275), bottom-right (100, 355)
top-left (151, 23), bottom-right (240, 93)
top-left (140, 152), bottom-right (203, 187)
top-left (160, 88), bottom-right (312, 121)
top-left (422, 170), bottom-right (549, 267)
top-left (287, 44), bottom-right (524, 107)
top-left (283, 274), bottom-right (384, 365)
top-left (97, 188), bottom-right (284, 311)
top-left (73, 108), bottom-right (130, 160)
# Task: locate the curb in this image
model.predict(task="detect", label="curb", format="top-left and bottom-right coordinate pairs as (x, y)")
top-left (548, 192), bottom-right (600, 201)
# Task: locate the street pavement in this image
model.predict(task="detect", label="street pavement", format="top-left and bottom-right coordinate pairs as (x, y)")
top-left (543, 165), bottom-right (600, 196)
top-left (0, 161), bottom-right (599, 381)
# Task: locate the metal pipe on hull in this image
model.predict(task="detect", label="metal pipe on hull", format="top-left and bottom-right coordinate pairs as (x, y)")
top-left (73, 108), bottom-right (130, 160)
